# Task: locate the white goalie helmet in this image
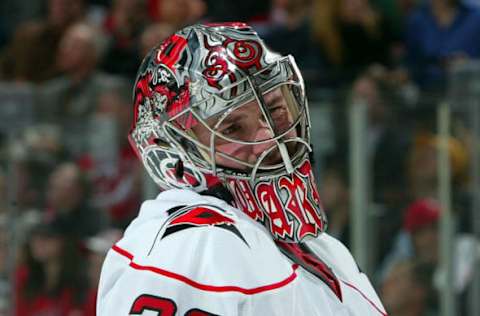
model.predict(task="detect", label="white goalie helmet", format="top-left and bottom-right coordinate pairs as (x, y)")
top-left (129, 22), bottom-right (327, 242)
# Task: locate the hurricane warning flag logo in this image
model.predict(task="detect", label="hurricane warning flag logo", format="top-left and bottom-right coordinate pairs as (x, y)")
top-left (161, 205), bottom-right (248, 246)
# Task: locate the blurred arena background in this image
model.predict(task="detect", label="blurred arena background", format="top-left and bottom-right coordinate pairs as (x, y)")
top-left (0, 0), bottom-right (479, 315)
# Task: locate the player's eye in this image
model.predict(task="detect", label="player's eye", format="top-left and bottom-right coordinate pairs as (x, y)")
top-left (269, 105), bottom-right (283, 113)
top-left (219, 123), bottom-right (241, 136)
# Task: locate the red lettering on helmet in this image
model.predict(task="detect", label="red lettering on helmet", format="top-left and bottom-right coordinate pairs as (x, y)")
top-left (297, 160), bottom-right (323, 208)
top-left (279, 174), bottom-right (323, 240)
top-left (227, 179), bottom-right (264, 222)
top-left (256, 182), bottom-right (293, 239)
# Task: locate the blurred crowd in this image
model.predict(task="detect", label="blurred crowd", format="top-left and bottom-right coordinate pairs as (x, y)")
top-left (0, 0), bottom-right (479, 315)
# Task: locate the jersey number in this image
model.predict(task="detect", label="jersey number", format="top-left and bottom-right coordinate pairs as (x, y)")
top-left (130, 294), bottom-right (217, 316)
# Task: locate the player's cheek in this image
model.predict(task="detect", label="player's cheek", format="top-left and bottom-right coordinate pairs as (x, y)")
top-left (215, 142), bottom-right (251, 164)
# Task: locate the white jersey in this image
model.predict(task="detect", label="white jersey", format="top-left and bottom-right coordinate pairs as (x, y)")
top-left (97, 189), bottom-right (387, 316)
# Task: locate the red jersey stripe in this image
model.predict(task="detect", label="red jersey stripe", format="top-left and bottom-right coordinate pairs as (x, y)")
top-left (112, 244), bottom-right (133, 260)
top-left (341, 281), bottom-right (388, 316)
top-left (111, 244), bottom-right (299, 295)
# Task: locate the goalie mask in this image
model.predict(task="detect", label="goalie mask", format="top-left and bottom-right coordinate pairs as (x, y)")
top-left (129, 23), bottom-right (327, 242)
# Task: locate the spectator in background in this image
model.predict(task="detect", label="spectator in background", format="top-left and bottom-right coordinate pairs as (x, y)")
top-left (37, 22), bottom-right (117, 157)
top-left (371, 0), bottom-right (419, 39)
top-left (55, 22), bottom-right (105, 91)
top-left (407, 132), bottom-right (469, 201)
top-left (0, 0), bottom-right (44, 46)
top-left (336, 67), bottom-right (414, 265)
top-left (0, 168), bottom-right (6, 215)
top-left (45, 162), bottom-right (106, 239)
top-left (349, 67), bottom-right (412, 208)
top-left (0, 0), bottom-right (86, 83)
top-left (0, 216), bottom-right (8, 315)
top-left (139, 22), bottom-right (175, 60)
top-left (311, 0), bottom-right (396, 83)
top-left (403, 199), bottom-right (441, 266)
top-left (378, 198), bottom-right (479, 305)
top-left (100, 0), bottom-right (148, 78)
top-left (263, 0), bottom-right (323, 70)
top-left (405, 0), bottom-right (480, 89)
top-left (14, 218), bottom-right (86, 316)
top-left (148, 0), bottom-right (207, 30)
top-left (319, 156), bottom-right (350, 247)
top-left (80, 229), bottom-right (122, 316)
top-left (200, 0), bottom-right (269, 25)
top-left (380, 259), bottom-right (437, 316)
top-left (11, 125), bottom-right (68, 213)
top-left (79, 79), bottom-right (143, 229)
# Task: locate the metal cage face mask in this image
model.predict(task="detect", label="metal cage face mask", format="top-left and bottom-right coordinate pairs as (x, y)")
top-left (169, 57), bottom-right (311, 180)
top-left (129, 23), bottom-right (326, 242)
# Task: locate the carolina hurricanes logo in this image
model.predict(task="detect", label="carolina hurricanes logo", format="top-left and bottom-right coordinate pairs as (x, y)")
top-left (226, 160), bottom-right (326, 242)
top-left (161, 205), bottom-right (248, 246)
top-left (158, 158), bottom-right (206, 189)
top-left (202, 35), bottom-right (263, 91)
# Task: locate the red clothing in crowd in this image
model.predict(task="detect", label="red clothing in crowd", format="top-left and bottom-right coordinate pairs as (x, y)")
top-left (15, 266), bottom-right (79, 316)
top-left (80, 288), bottom-right (97, 316)
top-left (78, 145), bottom-right (142, 226)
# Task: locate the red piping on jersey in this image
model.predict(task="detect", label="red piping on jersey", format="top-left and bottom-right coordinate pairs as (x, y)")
top-left (341, 281), bottom-right (388, 316)
top-left (112, 244), bottom-right (134, 260)
top-left (111, 244), bottom-right (299, 295)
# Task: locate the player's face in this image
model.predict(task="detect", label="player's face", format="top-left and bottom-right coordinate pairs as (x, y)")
top-left (193, 87), bottom-right (299, 171)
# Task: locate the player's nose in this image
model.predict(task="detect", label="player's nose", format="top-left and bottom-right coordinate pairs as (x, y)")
top-left (248, 123), bottom-right (280, 164)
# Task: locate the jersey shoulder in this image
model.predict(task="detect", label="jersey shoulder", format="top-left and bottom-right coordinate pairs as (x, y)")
top-left (111, 202), bottom-right (295, 291)
top-left (305, 233), bottom-right (387, 314)
top-left (306, 233), bottom-right (361, 280)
